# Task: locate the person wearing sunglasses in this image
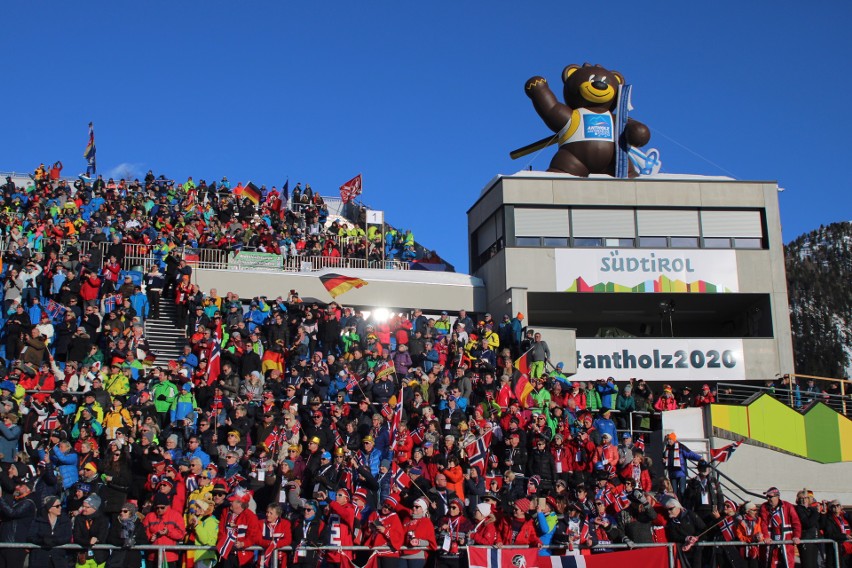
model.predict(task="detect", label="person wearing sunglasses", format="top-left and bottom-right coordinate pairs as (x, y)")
top-left (28, 496), bottom-right (72, 568)
top-left (106, 501), bottom-right (148, 568)
top-left (400, 497), bottom-right (438, 568)
top-left (72, 494), bottom-right (110, 567)
top-left (143, 493), bottom-right (187, 568)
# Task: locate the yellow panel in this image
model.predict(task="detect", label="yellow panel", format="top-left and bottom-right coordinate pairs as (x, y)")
top-left (839, 413), bottom-right (852, 462)
top-left (711, 404), bottom-right (749, 435)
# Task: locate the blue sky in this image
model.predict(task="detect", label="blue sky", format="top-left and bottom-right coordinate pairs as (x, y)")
top-left (3, 2), bottom-right (850, 272)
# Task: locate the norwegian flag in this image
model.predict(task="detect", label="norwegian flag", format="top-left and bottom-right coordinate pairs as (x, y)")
top-left (339, 174), bottom-right (362, 204)
top-left (263, 427), bottom-right (285, 455)
top-left (206, 340), bottom-right (222, 386)
top-left (391, 462), bottom-right (410, 492)
top-left (710, 440), bottom-right (742, 463)
top-left (344, 372), bottom-right (359, 393)
top-left (465, 433), bottom-right (490, 474)
top-left (41, 411), bottom-right (60, 434)
top-left (410, 425), bottom-right (426, 446)
top-left (634, 434), bottom-right (645, 452)
top-left (333, 428), bottom-right (345, 450)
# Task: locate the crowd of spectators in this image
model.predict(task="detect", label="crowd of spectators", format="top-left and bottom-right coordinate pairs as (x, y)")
top-left (0, 168), bottom-right (849, 568)
top-left (3, 168), bottom-right (422, 272)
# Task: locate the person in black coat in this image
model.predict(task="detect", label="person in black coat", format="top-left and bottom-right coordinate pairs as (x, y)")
top-left (0, 480), bottom-right (38, 568)
top-left (290, 500), bottom-right (324, 568)
top-left (106, 501), bottom-right (149, 568)
top-left (72, 494), bottom-right (110, 567)
top-left (27, 496), bottom-right (72, 568)
top-left (665, 499), bottom-right (706, 568)
top-left (795, 490), bottom-right (822, 568)
top-left (98, 448), bottom-right (133, 515)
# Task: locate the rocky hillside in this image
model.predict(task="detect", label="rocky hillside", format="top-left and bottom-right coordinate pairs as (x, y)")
top-left (785, 221), bottom-right (852, 378)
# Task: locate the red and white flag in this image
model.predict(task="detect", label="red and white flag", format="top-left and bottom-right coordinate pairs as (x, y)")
top-left (468, 547), bottom-right (540, 568)
top-left (710, 440), bottom-right (742, 463)
top-left (339, 174), bottom-right (362, 203)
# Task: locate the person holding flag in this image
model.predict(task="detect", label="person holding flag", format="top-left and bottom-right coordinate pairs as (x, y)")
top-left (84, 122), bottom-right (96, 175)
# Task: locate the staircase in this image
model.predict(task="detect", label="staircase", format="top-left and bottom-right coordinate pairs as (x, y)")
top-left (144, 296), bottom-right (185, 366)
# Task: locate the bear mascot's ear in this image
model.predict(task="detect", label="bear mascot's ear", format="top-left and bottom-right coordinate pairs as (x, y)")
top-left (610, 71), bottom-right (625, 85)
top-left (562, 65), bottom-right (581, 83)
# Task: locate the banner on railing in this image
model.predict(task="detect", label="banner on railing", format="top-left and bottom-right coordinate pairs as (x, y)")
top-left (230, 251), bottom-right (283, 271)
top-left (468, 547), bottom-right (669, 568)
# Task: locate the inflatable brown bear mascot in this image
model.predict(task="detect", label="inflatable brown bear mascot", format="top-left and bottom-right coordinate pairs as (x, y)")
top-left (525, 63), bottom-right (650, 177)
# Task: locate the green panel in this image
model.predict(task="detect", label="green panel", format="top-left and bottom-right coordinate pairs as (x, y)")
top-left (711, 404), bottom-right (749, 435)
top-left (747, 395), bottom-right (807, 456)
top-left (803, 403), bottom-right (841, 463)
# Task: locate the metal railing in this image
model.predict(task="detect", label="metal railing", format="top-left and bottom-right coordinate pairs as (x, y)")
top-left (11, 238), bottom-right (410, 273)
top-left (0, 539), bottom-right (841, 568)
top-left (716, 378), bottom-right (850, 418)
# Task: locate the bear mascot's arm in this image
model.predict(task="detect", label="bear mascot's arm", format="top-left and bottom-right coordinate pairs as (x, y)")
top-left (625, 118), bottom-right (651, 148)
top-left (525, 76), bottom-right (573, 133)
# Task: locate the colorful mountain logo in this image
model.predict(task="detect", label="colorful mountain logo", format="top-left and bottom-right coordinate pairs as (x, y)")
top-left (565, 276), bottom-right (733, 293)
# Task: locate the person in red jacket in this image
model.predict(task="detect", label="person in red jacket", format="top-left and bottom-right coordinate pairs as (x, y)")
top-left (401, 498), bottom-right (438, 567)
top-left (324, 488), bottom-right (356, 567)
top-left (259, 503), bottom-right (292, 568)
top-left (365, 496), bottom-right (405, 566)
top-left (759, 487), bottom-right (801, 568)
top-left (499, 498), bottom-right (541, 547)
top-left (80, 271), bottom-right (101, 306)
top-left (216, 488), bottom-right (262, 568)
top-left (143, 493), bottom-right (187, 568)
top-left (619, 451), bottom-right (652, 492)
top-left (470, 502), bottom-right (501, 546)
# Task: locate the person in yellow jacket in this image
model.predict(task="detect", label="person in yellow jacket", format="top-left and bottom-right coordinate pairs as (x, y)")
top-left (103, 399), bottom-right (133, 440)
top-left (104, 364), bottom-right (130, 397)
top-left (483, 327), bottom-right (500, 350)
top-left (185, 494), bottom-right (219, 568)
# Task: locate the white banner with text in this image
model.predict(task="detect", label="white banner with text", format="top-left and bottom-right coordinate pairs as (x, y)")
top-left (555, 249), bottom-right (739, 293)
top-left (573, 338), bottom-right (745, 381)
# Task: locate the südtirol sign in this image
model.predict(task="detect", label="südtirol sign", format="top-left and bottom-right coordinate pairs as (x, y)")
top-left (555, 249), bottom-right (738, 293)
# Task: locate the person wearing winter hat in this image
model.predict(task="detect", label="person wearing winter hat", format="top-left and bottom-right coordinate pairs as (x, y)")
top-left (74, 493), bottom-right (110, 566)
top-left (504, 498), bottom-right (540, 546)
top-left (216, 488), bottom-right (261, 568)
top-left (402, 497), bottom-right (438, 562)
top-left (143, 492), bottom-right (187, 567)
top-left (291, 498), bottom-right (323, 567)
top-left (436, 497), bottom-right (473, 561)
top-left (366, 495), bottom-right (405, 561)
top-left (29, 495), bottom-right (72, 568)
top-left (184, 495), bottom-right (219, 568)
top-left (470, 502), bottom-right (500, 545)
top-left (106, 501), bottom-right (147, 568)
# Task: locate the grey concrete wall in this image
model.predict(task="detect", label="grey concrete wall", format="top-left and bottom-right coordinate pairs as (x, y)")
top-left (468, 174), bottom-right (795, 379)
top-left (532, 326), bottom-right (578, 374)
top-left (192, 268), bottom-right (484, 313)
top-left (712, 436), bottom-right (852, 504)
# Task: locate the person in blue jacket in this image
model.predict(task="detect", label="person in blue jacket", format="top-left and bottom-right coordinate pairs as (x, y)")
top-left (50, 438), bottom-right (79, 490)
top-left (535, 496), bottom-right (560, 555)
top-left (596, 377), bottom-right (618, 409)
top-left (0, 413), bottom-right (22, 464)
top-left (662, 432), bottom-right (702, 499)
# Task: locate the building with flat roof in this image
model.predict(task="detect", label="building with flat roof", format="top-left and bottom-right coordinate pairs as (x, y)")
top-left (467, 172), bottom-right (794, 382)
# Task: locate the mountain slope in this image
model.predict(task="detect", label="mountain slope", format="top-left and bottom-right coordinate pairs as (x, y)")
top-left (785, 221), bottom-right (852, 378)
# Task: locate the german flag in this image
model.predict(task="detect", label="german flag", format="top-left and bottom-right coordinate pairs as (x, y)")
top-left (513, 374), bottom-right (534, 408)
top-left (320, 273), bottom-right (368, 298)
top-left (242, 181), bottom-right (261, 205)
